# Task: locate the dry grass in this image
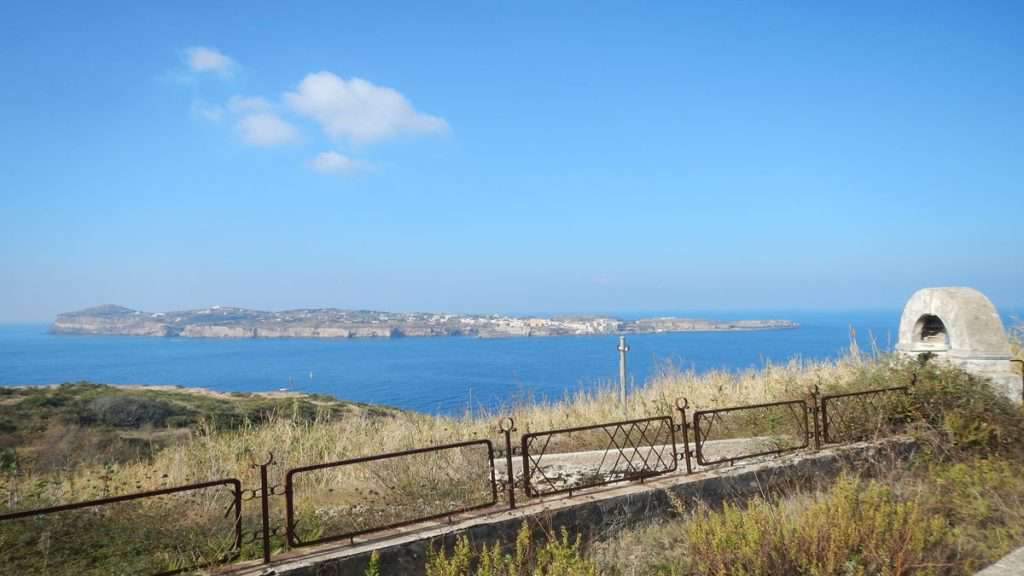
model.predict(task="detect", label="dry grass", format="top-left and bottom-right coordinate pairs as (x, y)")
top-left (590, 457), bottom-right (1024, 576)
top-left (0, 345), bottom-right (920, 572)
top-left (586, 355), bottom-right (1024, 576)
top-left (413, 353), bottom-right (1024, 576)
top-left (6, 345), bottom-right (894, 501)
top-left (0, 486), bottom-right (239, 575)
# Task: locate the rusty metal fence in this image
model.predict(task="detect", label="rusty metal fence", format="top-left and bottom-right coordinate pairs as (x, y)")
top-left (690, 400), bottom-right (810, 466)
top-left (819, 386), bottom-right (911, 444)
top-left (0, 381), bottom-right (919, 573)
top-left (0, 478), bottom-right (242, 576)
top-left (520, 416), bottom-right (677, 497)
top-left (285, 439), bottom-right (497, 548)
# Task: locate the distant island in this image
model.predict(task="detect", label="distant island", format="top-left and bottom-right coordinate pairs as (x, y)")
top-left (51, 305), bottom-right (798, 339)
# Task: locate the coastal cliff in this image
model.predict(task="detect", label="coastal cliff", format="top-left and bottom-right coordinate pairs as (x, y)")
top-left (51, 305), bottom-right (798, 339)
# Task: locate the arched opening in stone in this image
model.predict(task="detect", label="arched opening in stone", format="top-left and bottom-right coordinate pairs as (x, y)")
top-left (914, 314), bottom-right (949, 347)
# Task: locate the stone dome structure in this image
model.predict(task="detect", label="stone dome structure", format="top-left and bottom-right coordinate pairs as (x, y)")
top-left (896, 287), bottom-right (1020, 401)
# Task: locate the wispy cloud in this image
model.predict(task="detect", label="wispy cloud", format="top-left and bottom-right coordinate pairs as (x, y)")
top-left (191, 100), bottom-right (225, 122)
top-left (237, 113), bottom-right (299, 146)
top-left (310, 151), bottom-right (372, 175)
top-left (285, 72), bottom-right (448, 143)
top-left (185, 46), bottom-right (234, 76)
top-left (228, 95), bottom-right (271, 113)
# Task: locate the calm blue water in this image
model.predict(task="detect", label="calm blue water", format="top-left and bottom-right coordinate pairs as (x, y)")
top-left (0, 310), bottom-right (931, 414)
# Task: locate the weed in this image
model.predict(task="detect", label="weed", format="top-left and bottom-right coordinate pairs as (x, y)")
top-left (364, 550), bottom-right (381, 576)
top-left (426, 523), bottom-right (597, 576)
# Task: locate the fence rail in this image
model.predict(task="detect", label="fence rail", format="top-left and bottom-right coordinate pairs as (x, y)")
top-left (0, 478), bottom-right (242, 576)
top-left (1, 379), bottom-right (919, 572)
top-left (520, 415), bottom-right (677, 497)
top-left (284, 439), bottom-right (497, 548)
top-left (692, 399), bottom-right (810, 466)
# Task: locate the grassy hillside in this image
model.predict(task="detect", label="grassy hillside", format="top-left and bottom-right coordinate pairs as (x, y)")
top-left (0, 345), bottom-right (908, 574)
top-left (0, 382), bottom-right (398, 472)
top-left (27, 344), bottom-right (902, 498)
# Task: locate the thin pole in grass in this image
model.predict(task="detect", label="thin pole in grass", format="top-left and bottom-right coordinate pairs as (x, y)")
top-left (618, 336), bottom-right (630, 411)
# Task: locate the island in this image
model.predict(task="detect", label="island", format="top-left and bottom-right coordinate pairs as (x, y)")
top-left (51, 305), bottom-right (798, 339)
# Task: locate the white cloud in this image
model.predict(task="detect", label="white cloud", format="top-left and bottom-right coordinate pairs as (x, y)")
top-left (228, 95), bottom-right (271, 113)
top-left (185, 46), bottom-right (234, 76)
top-left (310, 151), bottom-right (371, 175)
top-left (237, 113), bottom-right (299, 146)
top-left (285, 71), bottom-right (448, 142)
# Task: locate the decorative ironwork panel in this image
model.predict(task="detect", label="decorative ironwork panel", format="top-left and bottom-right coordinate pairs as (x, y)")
top-left (693, 400), bottom-right (809, 466)
top-left (520, 416), bottom-right (677, 498)
top-left (821, 387), bottom-right (910, 444)
top-left (285, 440), bottom-right (497, 547)
top-left (0, 479), bottom-right (242, 576)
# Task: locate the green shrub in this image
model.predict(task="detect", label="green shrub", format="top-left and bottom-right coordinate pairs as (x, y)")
top-left (88, 395), bottom-right (184, 428)
top-left (924, 459), bottom-right (1024, 569)
top-left (679, 476), bottom-right (948, 576)
top-left (905, 361), bottom-right (1024, 460)
top-left (822, 356), bottom-right (1024, 458)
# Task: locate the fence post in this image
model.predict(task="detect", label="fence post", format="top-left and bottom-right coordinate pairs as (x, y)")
top-left (675, 398), bottom-right (693, 475)
top-left (499, 417), bottom-right (517, 509)
top-left (251, 452), bottom-right (275, 564)
top-left (809, 384), bottom-right (822, 451)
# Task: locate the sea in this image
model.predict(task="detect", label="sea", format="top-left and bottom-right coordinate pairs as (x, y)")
top-left (0, 309), bottom-right (1018, 414)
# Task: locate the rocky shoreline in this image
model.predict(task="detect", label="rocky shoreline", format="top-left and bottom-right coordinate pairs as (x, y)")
top-left (52, 305), bottom-right (798, 339)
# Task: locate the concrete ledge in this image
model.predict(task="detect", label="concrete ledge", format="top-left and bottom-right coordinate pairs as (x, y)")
top-left (219, 437), bottom-right (917, 576)
top-left (975, 546), bottom-right (1024, 575)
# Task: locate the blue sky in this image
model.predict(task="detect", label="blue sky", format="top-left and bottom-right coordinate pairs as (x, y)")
top-left (1, 2), bottom-right (1022, 322)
